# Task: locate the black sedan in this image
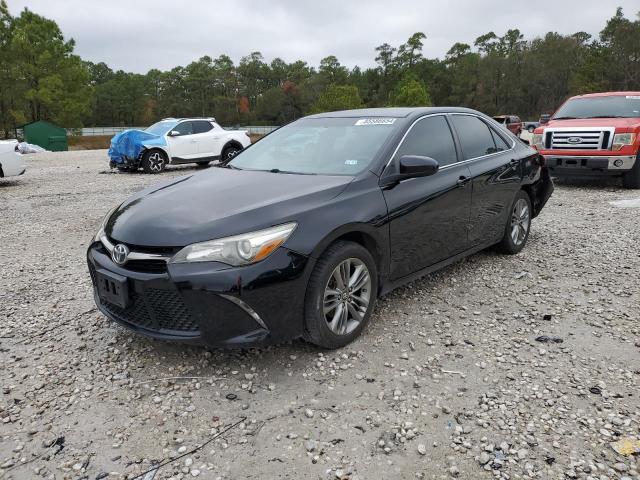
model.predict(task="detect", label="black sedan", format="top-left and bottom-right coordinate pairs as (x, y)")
top-left (88, 107), bottom-right (553, 349)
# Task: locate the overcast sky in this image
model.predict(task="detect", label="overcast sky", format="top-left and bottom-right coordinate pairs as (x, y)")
top-left (8, 0), bottom-right (639, 73)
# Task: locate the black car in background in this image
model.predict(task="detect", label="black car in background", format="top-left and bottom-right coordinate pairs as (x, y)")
top-left (88, 107), bottom-right (553, 349)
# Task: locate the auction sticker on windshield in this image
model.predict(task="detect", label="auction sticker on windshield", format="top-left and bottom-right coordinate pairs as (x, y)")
top-left (355, 118), bottom-right (397, 126)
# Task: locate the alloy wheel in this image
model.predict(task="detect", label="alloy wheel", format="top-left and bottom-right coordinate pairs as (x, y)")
top-left (510, 198), bottom-right (530, 246)
top-left (323, 258), bottom-right (371, 335)
top-left (148, 152), bottom-right (165, 172)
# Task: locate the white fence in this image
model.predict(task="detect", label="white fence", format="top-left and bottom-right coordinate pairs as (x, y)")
top-left (67, 125), bottom-right (278, 137)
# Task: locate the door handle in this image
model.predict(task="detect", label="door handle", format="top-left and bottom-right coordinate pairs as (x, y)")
top-left (456, 176), bottom-right (471, 187)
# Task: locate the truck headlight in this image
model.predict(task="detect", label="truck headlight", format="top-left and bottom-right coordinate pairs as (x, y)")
top-left (531, 133), bottom-right (544, 149)
top-left (93, 205), bottom-right (119, 242)
top-left (171, 222), bottom-right (297, 266)
top-left (612, 133), bottom-right (635, 151)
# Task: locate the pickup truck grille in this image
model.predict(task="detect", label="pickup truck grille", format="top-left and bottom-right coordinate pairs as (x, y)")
top-left (544, 127), bottom-right (615, 150)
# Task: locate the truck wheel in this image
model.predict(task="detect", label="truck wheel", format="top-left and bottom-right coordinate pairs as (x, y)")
top-left (622, 156), bottom-right (640, 189)
top-left (220, 146), bottom-right (241, 165)
top-left (497, 190), bottom-right (532, 255)
top-left (141, 150), bottom-right (167, 174)
top-left (303, 241), bottom-right (378, 349)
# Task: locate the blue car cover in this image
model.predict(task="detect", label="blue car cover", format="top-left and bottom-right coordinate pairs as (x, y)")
top-left (108, 130), bottom-right (167, 164)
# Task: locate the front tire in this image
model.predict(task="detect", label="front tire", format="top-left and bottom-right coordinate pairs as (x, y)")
top-left (141, 150), bottom-right (167, 174)
top-left (220, 146), bottom-right (241, 165)
top-left (303, 241), bottom-right (378, 349)
top-left (622, 155), bottom-right (640, 189)
top-left (497, 190), bottom-right (532, 255)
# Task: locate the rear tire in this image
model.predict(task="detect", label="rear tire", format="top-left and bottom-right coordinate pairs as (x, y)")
top-left (220, 146), bottom-right (241, 165)
top-left (141, 150), bottom-right (167, 174)
top-left (303, 241), bottom-right (378, 349)
top-left (497, 190), bottom-right (532, 255)
top-left (622, 155), bottom-right (640, 189)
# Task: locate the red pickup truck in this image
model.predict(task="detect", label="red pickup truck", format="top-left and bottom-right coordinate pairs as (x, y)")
top-left (532, 92), bottom-right (640, 188)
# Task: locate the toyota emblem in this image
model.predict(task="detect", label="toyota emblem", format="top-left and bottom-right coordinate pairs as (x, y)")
top-left (112, 244), bottom-right (130, 265)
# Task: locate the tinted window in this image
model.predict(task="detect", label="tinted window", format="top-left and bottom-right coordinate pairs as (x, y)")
top-left (490, 128), bottom-right (510, 151)
top-left (193, 121), bottom-right (213, 134)
top-left (174, 121), bottom-right (194, 135)
top-left (395, 115), bottom-right (457, 166)
top-left (450, 115), bottom-right (497, 159)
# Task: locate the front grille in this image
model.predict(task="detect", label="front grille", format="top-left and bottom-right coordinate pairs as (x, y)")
top-left (546, 127), bottom-right (614, 150)
top-left (125, 259), bottom-right (168, 274)
top-left (89, 264), bottom-right (199, 334)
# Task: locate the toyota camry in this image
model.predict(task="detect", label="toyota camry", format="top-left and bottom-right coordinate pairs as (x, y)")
top-left (88, 107), bottom-right (553, 349)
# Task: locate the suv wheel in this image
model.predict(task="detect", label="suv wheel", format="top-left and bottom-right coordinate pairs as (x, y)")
top-left (622, 155), bottom-right (640, 189)
top-left (303, 241), bottom-right (378, 349)
top-left (141, 150), bottom-right (167, 174)
top-left (497, 190), bottom-right (532, 254)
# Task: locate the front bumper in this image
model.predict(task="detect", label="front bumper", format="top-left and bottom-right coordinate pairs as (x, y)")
top-left (542, 154), bottom-right (636, 177)
top-left (87, 242), bottom-right (311, 347)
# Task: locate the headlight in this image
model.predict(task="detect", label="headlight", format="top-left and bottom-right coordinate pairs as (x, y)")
top-left (531, 133), bottom-right (544, 149)
top-left (171, 222), bottom-right (297, 266)
top-left (93, 205), bottom-right (119, 242)
top-left (612, 133), bottom-right (635, 151)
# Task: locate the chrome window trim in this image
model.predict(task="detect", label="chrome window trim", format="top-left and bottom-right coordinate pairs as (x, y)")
top-left (100, 235), bottom-right (172, 263)
top-left (382, 112), bottom-right (516, 175)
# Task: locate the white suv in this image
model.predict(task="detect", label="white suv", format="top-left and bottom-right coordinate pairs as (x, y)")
top-left (108, 118), bottom-right (252, 173)
top-left (0, 140), bottom-right (26, 179)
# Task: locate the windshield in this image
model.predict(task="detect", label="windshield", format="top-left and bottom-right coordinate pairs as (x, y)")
top-left (145, 120), bottom-right (178, 136)
top-left (229, 117), bottom-right (398, 175)
top-left (553, 95), bottom-right (640, 119)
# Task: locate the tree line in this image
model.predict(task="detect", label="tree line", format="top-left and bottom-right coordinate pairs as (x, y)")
top-left (0, 1), bottom-right (639, 135)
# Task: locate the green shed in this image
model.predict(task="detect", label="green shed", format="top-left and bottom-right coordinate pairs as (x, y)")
top-left (22, 120), bottom-right (68, 151)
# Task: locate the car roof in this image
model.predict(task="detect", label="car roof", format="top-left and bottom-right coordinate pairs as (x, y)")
top-left (161, 117), bottom-right (216, 122)
top-left (570, 91), bottom-right (640, 99)
top-left (305, 106), bottom-right (483, 119)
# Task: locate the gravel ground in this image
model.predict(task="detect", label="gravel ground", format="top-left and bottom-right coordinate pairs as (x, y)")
top-left (1, 150), bottom-right (639, 480)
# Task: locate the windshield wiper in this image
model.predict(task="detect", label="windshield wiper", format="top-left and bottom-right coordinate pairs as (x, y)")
top-left (552, 116), bottom-right (578, 120)
top-left (588, 115), bottom-right (628, 118)
top-left (226, 164), bottom-right (242, 170)
top-left (268, 168), bottom-right (316, 175)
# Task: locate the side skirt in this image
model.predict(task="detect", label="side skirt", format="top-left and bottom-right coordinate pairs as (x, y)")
top-left (379, 240), bottom-right (497, 297)
top-left (171, 155), bottom-right (220, 165)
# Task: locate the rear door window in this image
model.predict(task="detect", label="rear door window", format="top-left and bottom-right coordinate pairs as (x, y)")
top-left (490, 128), bottom-right (511, 151)
top-left (193, 121), bottom-right (213, 134)
top-left (450, 115), bottom-right (498, 159)
top-left (394, 115), bottom-right (458, 167)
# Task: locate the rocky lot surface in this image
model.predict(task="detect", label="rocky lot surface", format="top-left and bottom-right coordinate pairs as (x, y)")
top-left (0, 150), bottom-right (639, 480)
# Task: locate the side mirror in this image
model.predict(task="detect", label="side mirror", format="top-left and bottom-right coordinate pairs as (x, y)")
top-left (168, 130), bottom-right (180, 137)
top-left (382, 155), bottom-right (439, 187)
top-left (539, 114), bottom-right (551, 125)
top-left (399, 155), bottom-right (439, 176)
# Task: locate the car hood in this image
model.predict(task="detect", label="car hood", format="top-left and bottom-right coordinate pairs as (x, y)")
top-left (108, 129), bottom-right (167, 164)
top-left (544, 118), bottom-right (640, 130)
top-left (106, 168), bottom-right (354, 247)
